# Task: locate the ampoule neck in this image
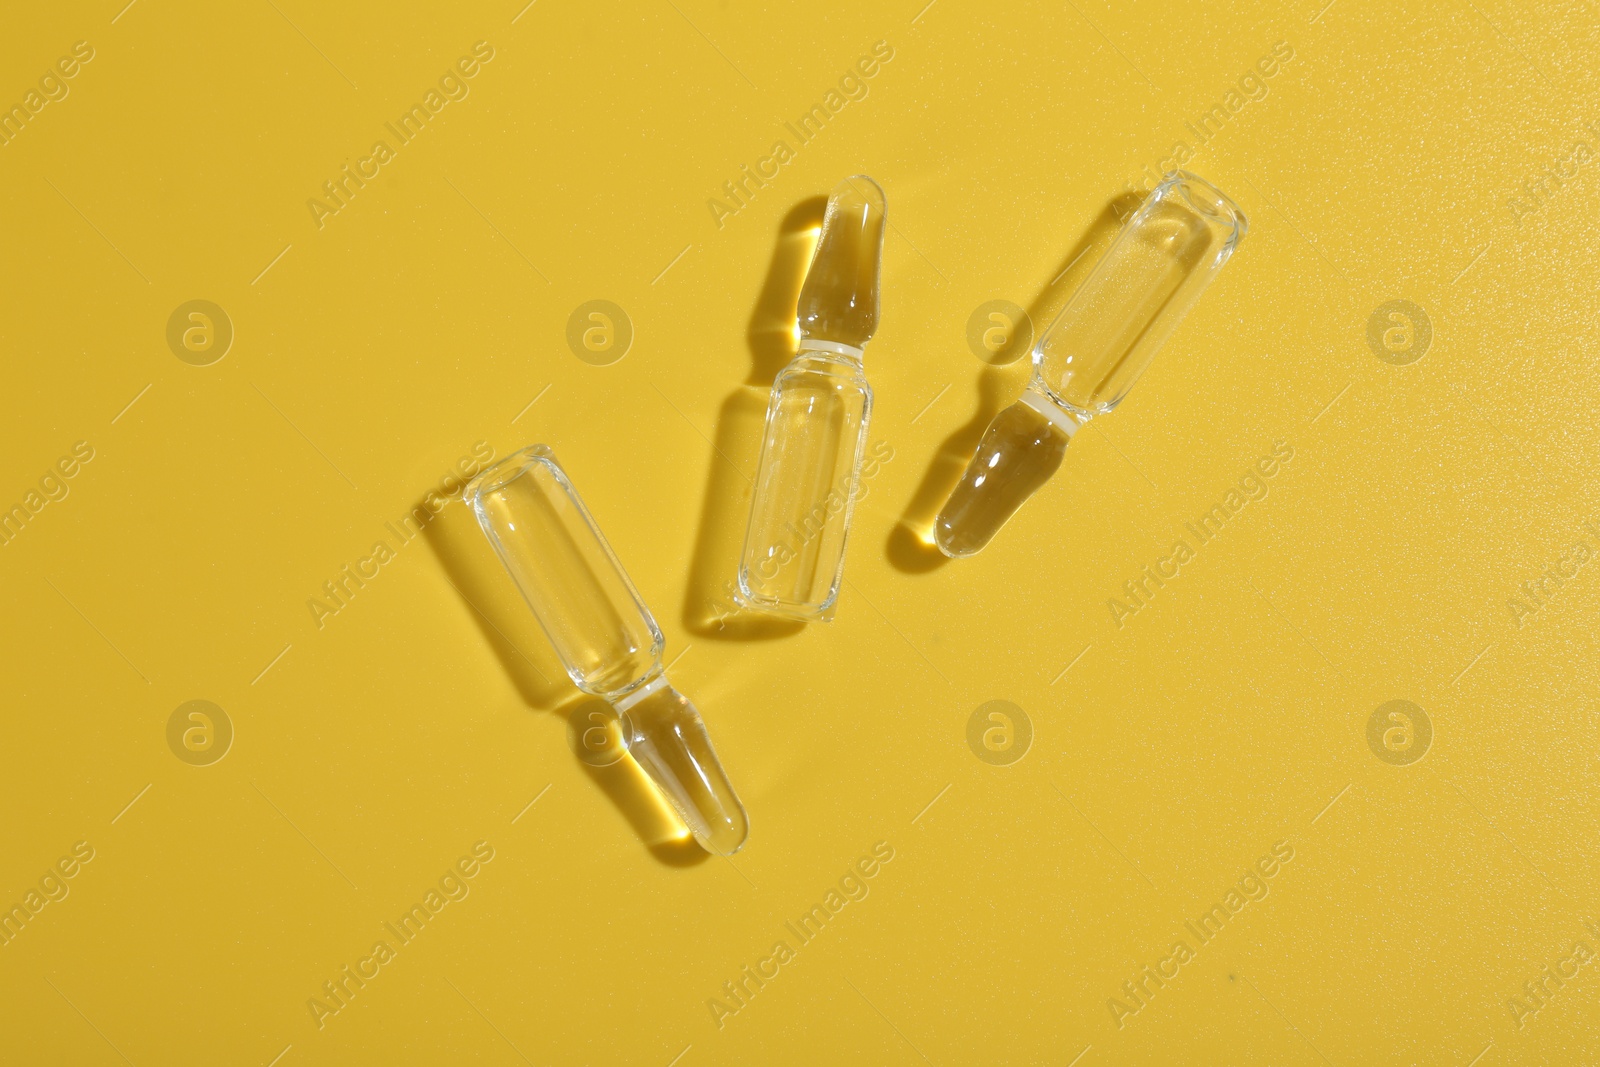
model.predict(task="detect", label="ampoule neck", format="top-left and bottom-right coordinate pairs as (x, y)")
top-left (608, 665), bottom-right (668, 711)
top-left (1021, 380), bottom-right (1086, 438)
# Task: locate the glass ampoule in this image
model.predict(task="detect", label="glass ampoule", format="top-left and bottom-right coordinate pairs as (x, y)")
top-left (737, 175), bottom-right (887, 620)
top-left (934, 172), bottom-right (1247, 558)
top-left (468, 446), bottom-right (749, 855)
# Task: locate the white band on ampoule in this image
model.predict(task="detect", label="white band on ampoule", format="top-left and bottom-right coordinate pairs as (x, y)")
top-left (612, 673), bottom-right (670, 712)
top-left (1020, 389), bottom-right (1082, 438)
top-left (797, 340), bottom-right (865, 359)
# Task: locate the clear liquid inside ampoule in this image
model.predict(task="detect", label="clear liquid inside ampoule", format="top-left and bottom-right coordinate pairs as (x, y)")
top-left (469, 447), bottom-right (749, 855)
top-left (470, 449), bottom-right (662, 696)
top-left (933, 174), bottom-right (1247, 558)
top-left (623, 685), bottom-right (749, 856)
top-left (796, 177), bottom-right (886, 347)
top-left (1039, 182), bottom-right (1232, 416)
top-left (737, 176), bottom-right (884, 619)
top-left (738, 352), bottom-right (871, 618)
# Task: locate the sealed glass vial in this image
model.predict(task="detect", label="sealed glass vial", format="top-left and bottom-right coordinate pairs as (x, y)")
top-left (737, 176), bottom-right (887, 620)
top-left (935, 172), bottom-right (1247, 557)
top-left (468, 446), bottom-right (749, 855)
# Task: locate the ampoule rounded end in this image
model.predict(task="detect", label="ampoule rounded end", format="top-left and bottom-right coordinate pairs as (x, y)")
top-left (698, 807), bottom-right (751, 857)
top-left (1164, 170), bottom-right (1248, 247)
top-left (732, 583), bottom-right (836, 624)
top-left (931, 514), bottom-right (987, 559)
top-left (933, 400), bottom-right (1072, 559)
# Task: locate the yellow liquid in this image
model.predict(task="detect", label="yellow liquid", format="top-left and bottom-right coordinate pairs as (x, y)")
top-left (933, 400), bottom-right (1070, 558)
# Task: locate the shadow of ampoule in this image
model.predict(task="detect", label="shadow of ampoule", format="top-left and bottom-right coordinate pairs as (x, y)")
top-left (417, 489), bottom-right (570, 710)
top-left (563, 696), bottom-right (709, 867)
top-left (885, 192), bottom-right (1145, 574)
top-left (419, 491), bottom-right (707, 867)
top-left (887, 366), bottom-right (1020, 572)
top-left (682, 196), bottom-right (828, 640)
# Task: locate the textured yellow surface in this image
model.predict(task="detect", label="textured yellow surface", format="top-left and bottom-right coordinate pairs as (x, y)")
top-left (3, 1), bottom-right (1598, 1064)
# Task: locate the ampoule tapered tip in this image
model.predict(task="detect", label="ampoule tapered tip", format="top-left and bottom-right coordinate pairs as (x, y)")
top-left (619, 682), bottom-right (750, 855)
top-left (796, 175), bottom-right (888, 348)
top-left (933, 399), bottom-right (1072, 558)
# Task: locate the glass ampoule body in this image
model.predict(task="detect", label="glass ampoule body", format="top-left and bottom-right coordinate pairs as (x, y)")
top-left (737, 176), bottom-right (887, 620)
top-left (468, 446), bottom-right (749, 855)
top-left (935, 172), bottom-right (1248, 558)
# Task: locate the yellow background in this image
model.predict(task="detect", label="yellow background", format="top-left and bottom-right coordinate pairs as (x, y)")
top-left (2, 0), bottom-right (1597, 1063)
